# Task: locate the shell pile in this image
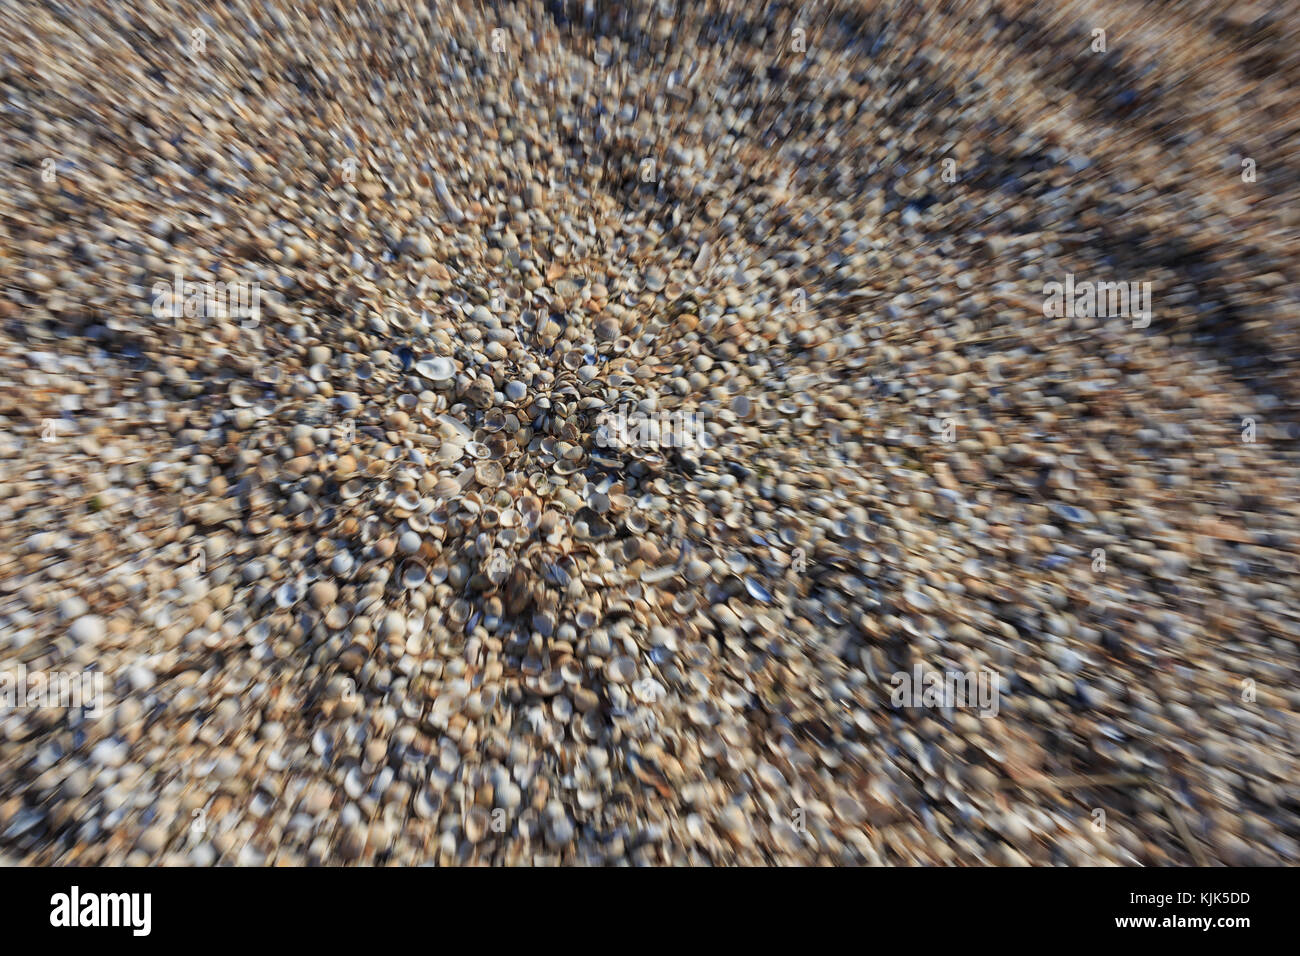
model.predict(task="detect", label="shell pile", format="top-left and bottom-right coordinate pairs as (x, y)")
top-left (1, 0), bottom-right (1299, 865)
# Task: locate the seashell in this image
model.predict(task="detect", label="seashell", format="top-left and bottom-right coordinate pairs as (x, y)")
top-left (401, 561), bottom-right (427, 589)
top-left (536, 671), bottom-right (565, 696)
top-left (392, 490), bottom-right (421, 515)
top-left (432, 477), bottom-right (461, 499)
top-left (415, 357), bottom-right (456, 383)
top-left (475, 460), bottom-right (504, 487)
top-left (542, 561), bottom-right (570, 587)
top-left (604, 656), bottom-right (636, 684)
top-left (360, 516), bottom-right (381, 543)
top-left (414, 788), bottom-right (442, 819)
top-left (532, 609), bottom-right (556, 637)
top-left (633, 678), bottom-right (664, 703)
top-left (486, 550), bottom-right (512, 585)
top-left (518, 495), bottom-right (541, 528)
top-left (485, 433), bottom-right (512, 459)
top-left (275, 581), bottom-right (302, 608)
top-left (641, 565), bottom-right (676, 585)
top-left (437, 414), bottom-right (474, 442)
top-left (229, 382), bottom-right (256, 407)
top-left (560, 658), bottom-right (583, 684)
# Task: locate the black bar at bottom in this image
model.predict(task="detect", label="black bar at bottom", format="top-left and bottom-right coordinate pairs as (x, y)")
top-left (0, 866), bottom-right (1277, 944)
